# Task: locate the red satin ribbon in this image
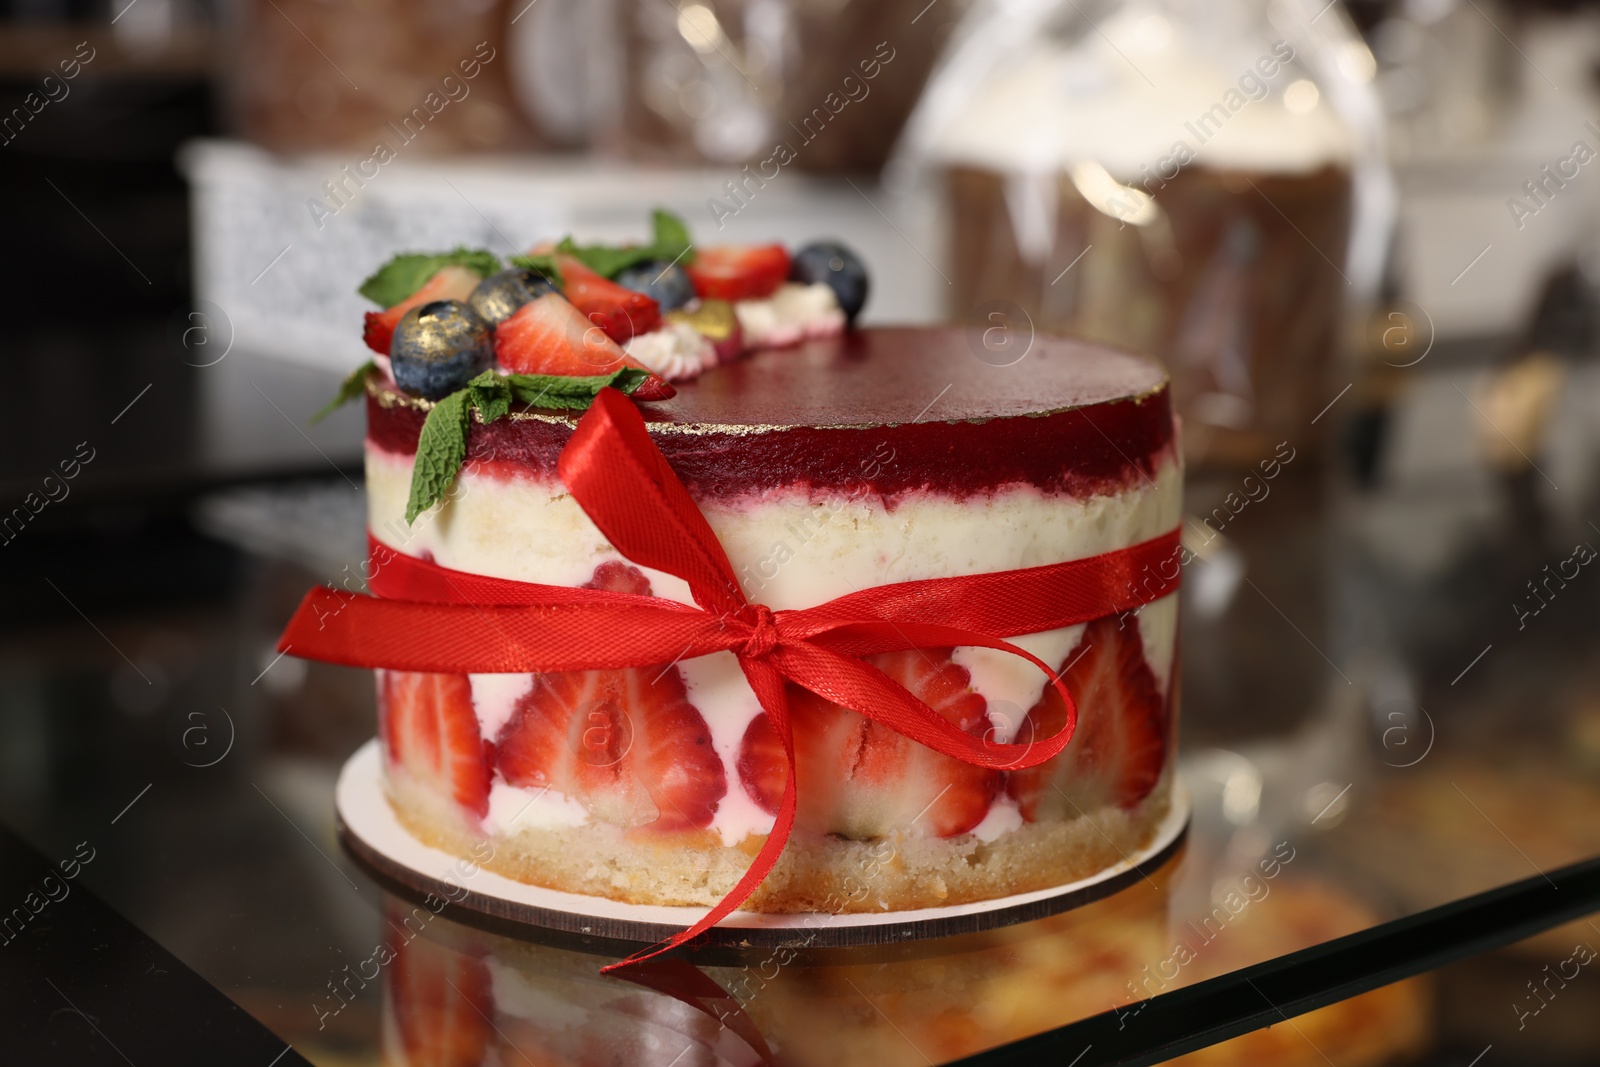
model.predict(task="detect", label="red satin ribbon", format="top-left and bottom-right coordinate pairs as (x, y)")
top-left (278, 388), bottom-right (1180, 970)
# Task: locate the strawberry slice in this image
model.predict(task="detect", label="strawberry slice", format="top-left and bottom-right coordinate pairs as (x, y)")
top-left (556, 255), bottom-right (661, 343)
top-left (738, 650), bottom-right (1000, 839)
top-left (736, 712), bottom-right (787, 815)
top-left (493, 294), bottom-right (675, 400)
top-left (1007, 615), bottom-right (1167, 820)
top-left (585, 559), bottom-right (654, 596)
top-left (388, 925), bottom-right (494, 1067)
top-left (363, 265), bottom-right (482, 355)
top-left (379, 670), bottom-right (491, 820)
top-left (686, 244), bottom-right (790, 302)
top-left (494, 563), bottom-right (725, 831)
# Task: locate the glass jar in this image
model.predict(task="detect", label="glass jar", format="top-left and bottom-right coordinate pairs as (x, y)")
top-left (896, 0), bottom-right (1393, 467)
top-left (230, 0), bottom-right (544, 155)
top-left (613, 0), bottom-right (963, 172)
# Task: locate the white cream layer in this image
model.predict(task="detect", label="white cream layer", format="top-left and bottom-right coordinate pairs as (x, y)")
top-left (369, 447), bottom-right (1181, 843)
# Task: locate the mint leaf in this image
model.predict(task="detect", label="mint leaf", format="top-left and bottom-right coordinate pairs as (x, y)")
top-left (466, 370), bottom-right (512, 423)
top-left (311, 360), bottom-right (375, 424)
top-left (554, 236), bottom-right (656, 280)
top-left (405, 390), bottom-right (472, 523)
top-left (505, 368), bottom-right (648, 409)
top-left (651, 209), bottom-right (694, 266)
top-left (359, 248), bottom-right (501, 307)
top-left (605, 367), bottom-right (651, 396)
top-left (508, 253), bottom-right (564, 289)
top-left (541, 210), bottom-right (695, 280)
top-left (402, 368), bottom-right (651, 522)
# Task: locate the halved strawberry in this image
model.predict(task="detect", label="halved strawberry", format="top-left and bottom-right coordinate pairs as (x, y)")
top-left (686, 245), bottom-right (790, 302)
top-left (379, 670), bottom-right (491, 820)
top-left (1007, 615), bottom-right (1166, 820)
top-left (494, 563), bottom-right (725, 831)
top-left (493, 294), bottom-right (675, 400)
top-left (736, 713), bottom-right (787, 815)
top-left (556, 255), bottom-right (661, 343)
top-left (738, 650), bottom-right (1000, 839)
top-left (363, 265), bottom-right (482, 355)
top-left (388, 926), bottom-right (494, 1067)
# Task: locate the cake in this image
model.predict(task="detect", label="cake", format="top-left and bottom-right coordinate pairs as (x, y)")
top-left (292, 212), bottom-right (1182, 921)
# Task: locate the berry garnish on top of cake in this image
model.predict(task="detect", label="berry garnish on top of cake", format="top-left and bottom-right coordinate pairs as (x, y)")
top-left (389, 300), bottom-right (494, 401)
top-left (493, 292), bottom-right (667, 391)
top-left (789, 241), bottom-right (869, 323)
top-left (342, 209), bottom-right (864, 402)
top-left (466, 267), bottom-right (558, 325)
top-left (614, 259), bottom-right (696, 311)
top-left (685, 243), bottom-right (790, 301)
top-left (318, 209), bottom-right (874, 522)
top-left (356, 248), bottom-right (500, 351)
top-left (548, 255), bottom-right (663, 343)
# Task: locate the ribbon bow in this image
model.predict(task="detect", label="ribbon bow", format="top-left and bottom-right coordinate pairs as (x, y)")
top-left (279, 388), bottom-right (1180, 970)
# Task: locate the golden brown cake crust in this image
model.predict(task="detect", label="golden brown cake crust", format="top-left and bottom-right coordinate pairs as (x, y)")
top-left (386, 769), bottom-right (1172, 912)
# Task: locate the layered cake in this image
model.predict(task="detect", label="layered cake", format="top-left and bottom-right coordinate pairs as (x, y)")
top-left (309, 213), bottom-right (1181, 915)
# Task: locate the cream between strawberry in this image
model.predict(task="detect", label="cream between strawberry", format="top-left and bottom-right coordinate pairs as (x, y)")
top-left (367, 447), bottom-right (1180, 849)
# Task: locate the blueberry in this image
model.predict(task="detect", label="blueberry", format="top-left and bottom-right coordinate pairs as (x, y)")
top-left (614, 261), bottom-right (695, 311)
top-left (467, 268), bottom-right (559, 325)
top-left (389, 300), bottom-right (492, 400)
top-left (789, 240), bottom-right (869, 323)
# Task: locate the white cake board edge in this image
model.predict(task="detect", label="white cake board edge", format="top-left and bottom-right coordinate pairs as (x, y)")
top-left (335, 738), bottom-right (1189, 948)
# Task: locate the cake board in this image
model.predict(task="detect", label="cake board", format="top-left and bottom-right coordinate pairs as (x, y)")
top-left (336, 738), bottom-right (1189, 949)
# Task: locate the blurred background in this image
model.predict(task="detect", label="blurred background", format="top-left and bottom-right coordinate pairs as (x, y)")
top-left (5, 0), bottom-right (1600, 1064)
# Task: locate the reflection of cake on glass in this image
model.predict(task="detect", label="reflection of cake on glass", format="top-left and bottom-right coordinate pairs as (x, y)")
top-left (302, 211), bottom-right (1182, 917)
top-left (373, 873), bottom-right (1430, 1067)
top-left (899, 0), bottom-right (1384, 466)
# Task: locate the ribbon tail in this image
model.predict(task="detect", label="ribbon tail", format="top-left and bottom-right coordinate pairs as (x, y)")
top-left (605, 958), bottom-right (776, 1064)
top-left (603, 657), bottom-right (799, 973)
top-left (770, 640), bottom-right (1077, 771)
top-left (799, 621), bottom-right (1079, 770)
